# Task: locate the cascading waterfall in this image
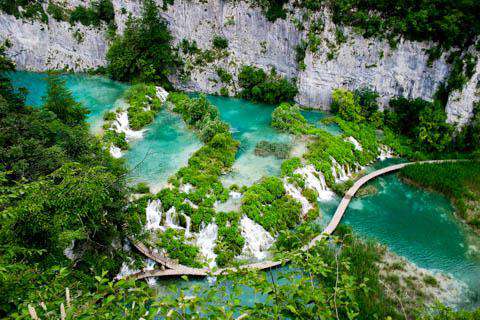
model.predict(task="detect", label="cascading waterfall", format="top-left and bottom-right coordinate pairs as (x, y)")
top-left (196, 222), bottom-right (218, 268)
top-left (109, 144), bottom-right (123, 159)
top-left (283, 179), bottom-right (313, 215)
top-left (112, 111), bottom-right (145, 141)
top-left (330, 157), bottom-right (349, 182)
top-left (294, 165), bottom-right (335, 201)
top-left (145, 199), bottom-right (163, 231)
top-left (238, 215), bottom-right (274, 260)
top-left (378, 145), bottom-right (394, 161)
top-left (182, 213), bottom-right (192, 239)
top-left (64, 240), bottom-right (75, 260)
top-left (345, 136), bottom-right (363, 151)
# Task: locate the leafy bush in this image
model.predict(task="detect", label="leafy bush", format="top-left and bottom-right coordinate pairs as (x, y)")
top-left (238, 65), bottom-right (298, 104)
top-left (241, 177), bottom-right (302, 234)
top-left (124, 83), bottom-right (162, 130)
top-left (70, 0), bottom-right (115, 27)
top-left (216, 67), bottom-right (232, 83)
top-left (212, 35), bottom-right (229, 49)
top-left (214, 211), bottom-right (245, 267)
top-left (106, 0), bottom-right (178, 87)
top-left (156, 228), bottom-right (201, 267)
top-left (271, 102), bottom-right (310, 134)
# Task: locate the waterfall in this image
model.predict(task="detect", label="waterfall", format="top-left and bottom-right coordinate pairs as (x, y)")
top-left (156, 86), bottom-right (169, 102)
top-left (115, 260), bottom-right (140, 280)
top-left (345, 136), bottom-right (363, 151)
top-left (180, 183), bottom-right (194, 193)
top-left (109, 144), bottom-right (122, 158)
top-left (112, 111), bottom-right (144, 141)
top-left (64, 240), bottom-right (75, 260)
top-left (182, 212), bottom-right (192, 239)
top-left (164, 207), bottom-right (183, 230)
top-left (294, 165), bottom-right (335, 201)
top-left (330, 157), bottom-right (349, 182)
top-left (144, 259), bottom-right (157, 286)
top-left (239, 215), bottom-right (274, 260)
top-left (145, 199), bottom-right (163, 230)
top-left (196, 222), bottom-right (218, 268)
top-left (283, 179), bottom-right (313, 215)
top-left (378, 145), bottom-right (394, 160)
top-left (183, 198), bottom-right (198, 209)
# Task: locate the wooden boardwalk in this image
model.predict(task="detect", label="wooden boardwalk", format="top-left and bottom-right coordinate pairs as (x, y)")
top-left (129, 160), bottom-right (461, 280)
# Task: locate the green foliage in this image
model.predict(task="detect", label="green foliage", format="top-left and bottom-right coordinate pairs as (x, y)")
top-left (385, 97), bottom-right (455, 152)
top-left (216, 67), bottom-right (232, 83)
top-left (238, 65), bottom-right (298, 104)
top-left (106, 0), bottom-right (178, 87)
top-left (212, 35), bottom-right (229, 49)
top-left (330, 0), bottom-right (480, 51)
top-left (43, 76), bottom-right (89, 126)
top-left (281, 157), bottom-right (302, 176)
top-left (215, 211), bottom-right (245, 267)
top-left (254, 140), bottom-right (291, 159)
top-left (271, 102), bottom-right (310, 134)
top-left (0, 55), bottom-right (141, 316)
top-left (400, 161), bottom-right (480, 229)
top-left (259, 0), bottom-right (288, 21)
top-left (156, 228), bottom-right (201, 267)
top-left (168, 93), bottom-right (239, 205)
top-left (124, 83), bottom-right (162, 130)
top-left (241, 177), bottom-right (302, 234)
top-left (70, 0), bottom-right (115, 27)
top-left (133, 182), bottom-right (150, 194)
top-left (331, 88), bottom-right (364, 123)
top-left (47, 2), bottom-right (67, 21)
top-left (0, 0), bottom-right (48, 23)
top-left (102, 130), bottom-right (128, 150)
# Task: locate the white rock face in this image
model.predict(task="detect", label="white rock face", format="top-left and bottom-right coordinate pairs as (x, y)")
top-left (0, 0), bottom-right (476, 125)
top-left (0, 13), bottom-right (107, 71)
top-left (446, 52), bottom-right (480, 126)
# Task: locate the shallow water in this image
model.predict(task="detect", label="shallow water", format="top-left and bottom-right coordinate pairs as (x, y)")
top-left (319, 159), bottom-right (480, 308)
top-left (206, 96), bottom-right (338, 187)
top-left (7, 71), bottom-right (128, 132)
top-left (123, 109), bottom-right (202, 190)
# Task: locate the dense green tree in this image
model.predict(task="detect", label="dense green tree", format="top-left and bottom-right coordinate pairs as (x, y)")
top-left (331, 88), bottom-right (364, 123)
top-left (238, 65), bottom-right (298, 104)
top-left (106, 0), bottom-right (178, 88)
top-left (43, 76), bottom-right (89, 126)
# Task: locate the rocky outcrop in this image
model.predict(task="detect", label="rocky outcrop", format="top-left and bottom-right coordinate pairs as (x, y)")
top-left (0, 0), bottom-right (477, 125)
top-left (0, 11), bottom-right (107, 71)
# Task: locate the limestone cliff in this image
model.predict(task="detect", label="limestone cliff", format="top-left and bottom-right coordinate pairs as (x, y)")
top-left (0, 0), bottom-right (478, 125)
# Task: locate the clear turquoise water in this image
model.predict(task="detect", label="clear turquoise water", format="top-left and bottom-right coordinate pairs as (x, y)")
top-left (206, 96), bottom-right (339, 187)
top-left (8, 72), bottom-right (480, 307)
top-left (6, 71), bottom-right (202, 189)
top-left (123, 109), bottom-right (202, 190)
top-left (7, 71), bottom-right (128, 132)
top-left (319, 159), bottom-right (480, 307)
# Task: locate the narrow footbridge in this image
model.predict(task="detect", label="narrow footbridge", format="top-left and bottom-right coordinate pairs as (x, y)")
top-left (129, 159), bottom-right (462, 279)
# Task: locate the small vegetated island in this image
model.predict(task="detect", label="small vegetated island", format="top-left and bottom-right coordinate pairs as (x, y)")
top-left (0, 0), bottom-right (479, 319)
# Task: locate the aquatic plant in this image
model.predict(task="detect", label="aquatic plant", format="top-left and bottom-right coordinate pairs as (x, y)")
top-left (254, 140), bottom-right (291, 159)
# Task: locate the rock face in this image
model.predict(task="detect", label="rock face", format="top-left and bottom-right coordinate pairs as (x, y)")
top-left (0, 0), bottom-right (478, 125)
top-left (0, 12), bottom-right (107, 71)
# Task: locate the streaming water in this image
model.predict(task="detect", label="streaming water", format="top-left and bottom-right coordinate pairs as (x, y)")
top-left (8, 72), bottom-right (479, 308)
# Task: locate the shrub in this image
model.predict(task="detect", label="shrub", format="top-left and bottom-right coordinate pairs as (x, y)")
top-left (212, 35), bottom-right (228, 49)
top-left (124, 84), bottom-right (162, 130)
top-left (238, 65), bottom-right (297, 104)
top-left (106, 0), bottom-right (178, 87)
top-left (271, 102), bottom-right (310, 134)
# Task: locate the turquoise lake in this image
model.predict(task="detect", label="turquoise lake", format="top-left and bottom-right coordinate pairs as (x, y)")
top-left (8, 71), bottom-right (480, 307)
